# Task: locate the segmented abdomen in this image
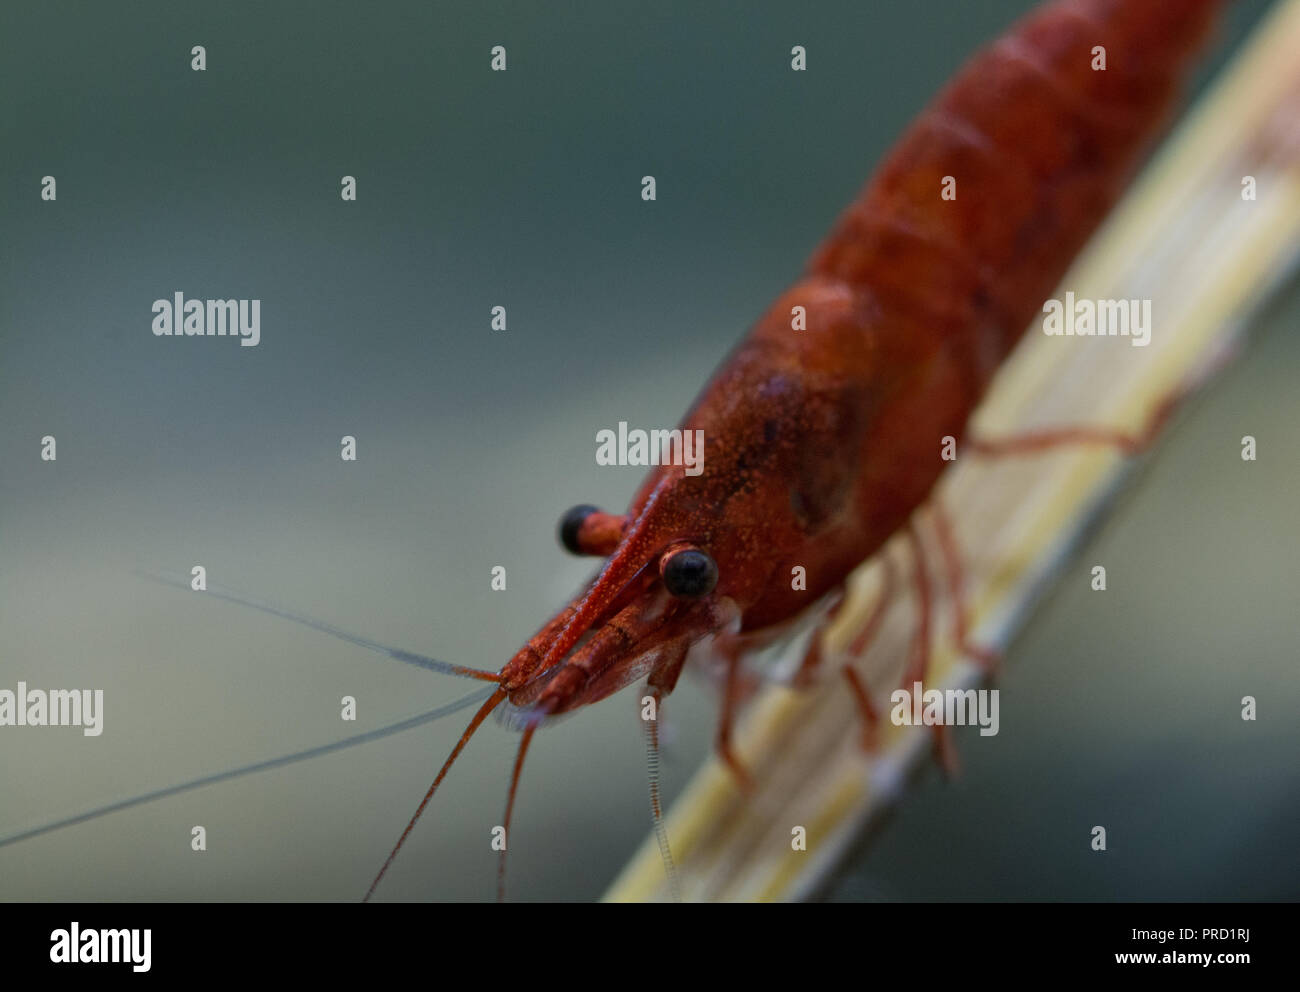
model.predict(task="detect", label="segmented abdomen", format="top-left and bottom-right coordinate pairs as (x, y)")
top-left (808, 0), bottom-right (1225, 387)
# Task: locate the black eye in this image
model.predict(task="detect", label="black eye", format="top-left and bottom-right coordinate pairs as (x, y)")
top-left (660, 547), bottom-right (718, 598)
top-left (559, 504), bottom-right (600, 555)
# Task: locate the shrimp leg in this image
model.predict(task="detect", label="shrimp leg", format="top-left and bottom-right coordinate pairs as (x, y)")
top-left (791, 591), bottom-right (846, 687)
top-left (842, 667), bottom-right (882, 752)
top-left (716, 649), bottom-right (756, 791)
top-left (966, 391), bottom-right (1184, 457)
top-left (839, 551), bottom-right (899, 751)
top-left (963, 346), bottom-right (1235, 458)
top-left (901, 521), bottom-right (964, 778)
top-left (930, 499), bottom-right (1002, 674)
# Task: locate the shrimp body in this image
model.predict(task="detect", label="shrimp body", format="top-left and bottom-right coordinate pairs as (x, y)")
top-left (0, 0), bottom-right (1247, 904)
top-left (503, 0), bottom-right (1226, 717)
top-left (367, 0), bottom-right (1231, 898)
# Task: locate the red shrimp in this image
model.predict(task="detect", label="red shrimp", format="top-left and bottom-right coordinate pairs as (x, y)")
top-left (0, 0), bottom-right (1232, 901)
top-left (362, 0), bottom-right (1233, 899)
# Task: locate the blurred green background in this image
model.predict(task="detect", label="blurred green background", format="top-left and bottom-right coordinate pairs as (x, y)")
top-left (1, 0), bottom-right (1295, 901)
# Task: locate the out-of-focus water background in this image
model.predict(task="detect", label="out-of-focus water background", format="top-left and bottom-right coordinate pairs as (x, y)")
top-left (1, 0), bottom-right (1296, 901)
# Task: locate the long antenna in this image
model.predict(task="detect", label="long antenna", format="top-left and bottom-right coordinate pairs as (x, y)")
top-left (497, 725), bottom-right (537, 903)
top-left (135, 570), bottom-right (499, 681)
top-left (0, 686), bottom-right (497, 850)
top-left (363, 687), bottom-right (508, 902)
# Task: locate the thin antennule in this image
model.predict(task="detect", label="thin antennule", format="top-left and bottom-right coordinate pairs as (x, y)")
top-left (497, 725), bottom-right (537, 903)
top-left (644, 691), bottom-right (682, 903)
top-left (135, 570), bottom-right (499, 682)
top-left (0, 686), bottom-right (497, 851)
top-left (364, 686), bottom-right (508, 902)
